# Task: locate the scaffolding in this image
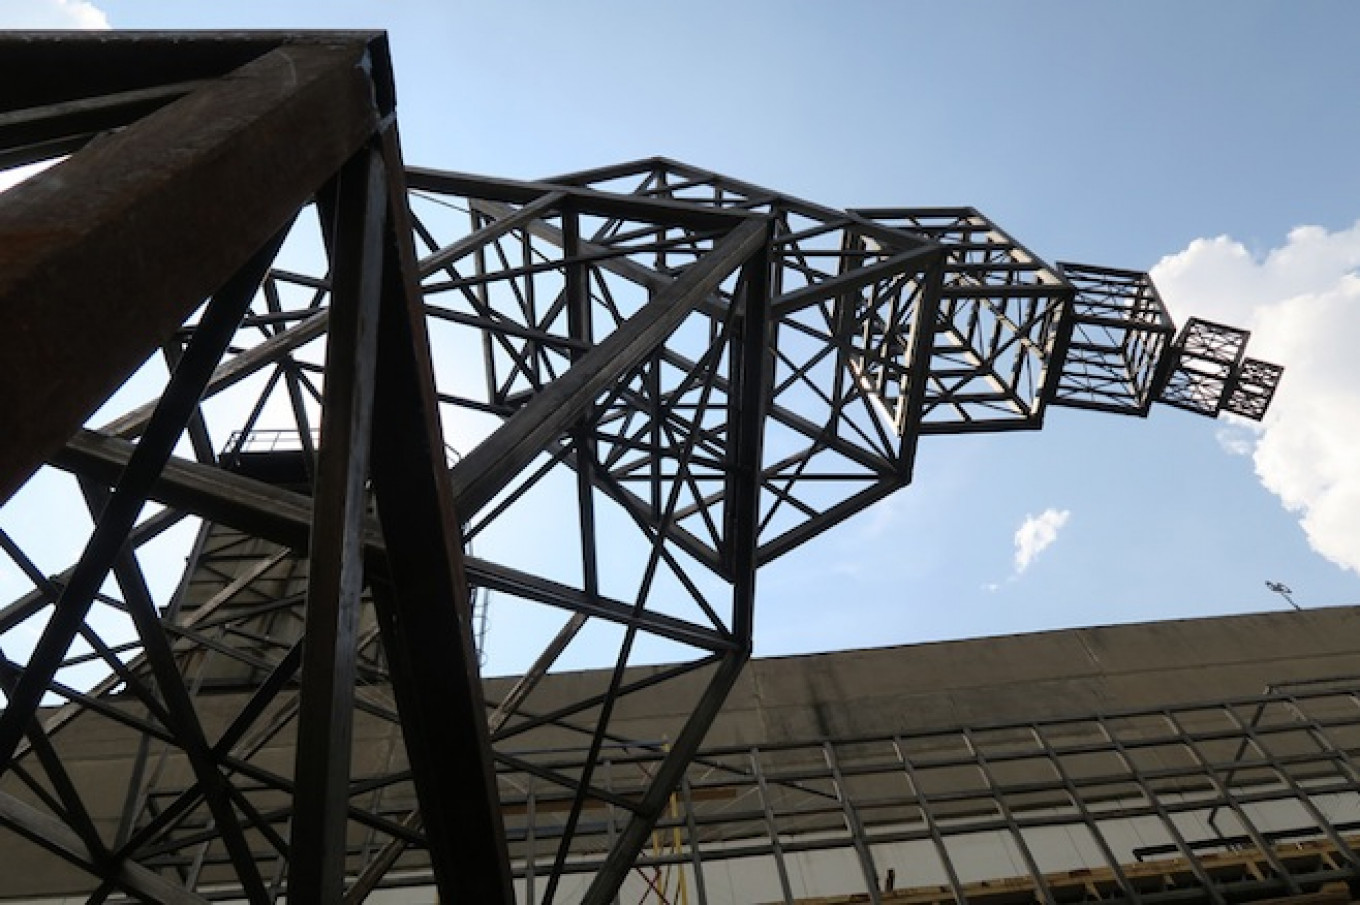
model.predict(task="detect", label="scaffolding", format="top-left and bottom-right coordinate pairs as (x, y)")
top-left (535, 678), bottom-right (1360, 904)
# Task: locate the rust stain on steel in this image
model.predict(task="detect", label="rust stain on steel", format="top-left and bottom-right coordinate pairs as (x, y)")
top-left (0, 38), bottom-right (384, 505)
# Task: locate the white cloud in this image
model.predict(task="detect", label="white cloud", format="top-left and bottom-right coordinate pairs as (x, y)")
top-left (1013, 508), bottom-right (1071, 575)
top-left (1215, 426), bottom-right (1254, 457)
top-left (1151, 222), bottom-right (1360, 574)
top-left (0, 0), bottom-right (110, 28)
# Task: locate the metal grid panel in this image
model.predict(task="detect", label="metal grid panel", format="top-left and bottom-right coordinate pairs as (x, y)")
top-left (854, 208), bottom-right (1073, 433)
top-left (1052, 262), bottom-right (1175, 416)
top-left (570, 682), bottom-right (1360, 904)
top-left (1158, 318), bottom-right (1251, 417)
top-left (1224, 359), bottom-right (1286, 421)
top-left (524, 158), bottom-right (949, 564)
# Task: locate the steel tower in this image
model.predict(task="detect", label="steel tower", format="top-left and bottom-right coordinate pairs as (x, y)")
top-left (0, 33), bottom-right (1282, 904)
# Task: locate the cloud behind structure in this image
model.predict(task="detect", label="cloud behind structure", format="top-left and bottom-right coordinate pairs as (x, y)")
top-left (1013, 508), bottom-right (1071, 575)
top-left (0, 0), bottom-right (109, 28)
top-left (1152, 222), bottom-right (1360, 574)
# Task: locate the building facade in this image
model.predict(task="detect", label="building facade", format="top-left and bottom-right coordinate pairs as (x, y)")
top-left (6, 603), bottom-right (1360, 904)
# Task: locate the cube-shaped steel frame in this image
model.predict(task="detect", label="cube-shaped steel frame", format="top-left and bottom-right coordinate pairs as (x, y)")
top-left (1158, 318), bottom-right (1251, 416)
top-left (1051, 262), bottom-right (1175, 416)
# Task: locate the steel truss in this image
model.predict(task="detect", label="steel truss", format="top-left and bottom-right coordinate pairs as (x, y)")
top-left (0, 32), bottom-right (1282, 904)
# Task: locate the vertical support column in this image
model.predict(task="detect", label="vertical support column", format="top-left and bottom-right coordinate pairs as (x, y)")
top-left (288, 144), bottom-right (387, 903)
top-left (1096, 715), bottom-right (1227, 904)
top-left (366, 125), bottom-right (515, 903)
top-left (822, 741), bottom-right (881, 904)
top-left (680, 775), bottom-right (709, 905)
top-left (563, 204), bottom-right (603, 650)
top-left (751, 747), bottom-right (795, 903)
top-left (525, 777), bottom-right (538, 904)
top-left (1166, 710), bottom-right (1300, 895)
top-left (892, 737), bottom-right (966, 902)
top-left (725, 238), bottom-right (772, 634)
top-left (602, 758), bottom-right (622, 905)
top-left (1030, 723), bottom-right (1142, 903)
top-left (960, 727), bottom-right (1052, 903)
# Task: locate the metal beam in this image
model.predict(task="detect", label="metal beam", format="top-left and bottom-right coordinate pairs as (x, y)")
top-left (575, 238), bottom-right (773, 905)
top-left (365, 126), bottom-right (516, 903)
top-left (52, 434), bottom-right (736, 654)
top-left (288, 144), bottom-right (388, 904)
top-left (0, 226), bottom-right (287, 902)
top-left (101, 310), bottom-right (331, 440)
top-left (407, 166), bottom-right (760, 234)
top-left (447, 216), bottom-right (770, 520)
top-left (0, 37), bottom-right (384, 504)
top-left (0, 790), bottom-right (210, 905)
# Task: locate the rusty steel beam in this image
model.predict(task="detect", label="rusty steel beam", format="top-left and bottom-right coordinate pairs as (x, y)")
top-left (365, 126), bottom-right (516, 903)
top-left (0, 34), bottom-right (388, 504)
top-left (287, 145), bottom-right (389, 903)
top-left (0, 790), bottom-right (209, 905)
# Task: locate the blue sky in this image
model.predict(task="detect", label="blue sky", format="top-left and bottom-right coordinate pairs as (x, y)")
top-left (4, 1), bottom-right (1360, 668)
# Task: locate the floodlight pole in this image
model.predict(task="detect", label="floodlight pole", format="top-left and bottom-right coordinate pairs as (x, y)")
top-left (1266, 580), bottom-right (1301, 611)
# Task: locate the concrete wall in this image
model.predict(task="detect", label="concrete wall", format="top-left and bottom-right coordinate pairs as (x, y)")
top-left (504, 604), bottom-right (1360, 750)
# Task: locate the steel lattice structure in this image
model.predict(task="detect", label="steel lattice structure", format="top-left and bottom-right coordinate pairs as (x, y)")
top-left (0, 33), bottom-right (1284, 904)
